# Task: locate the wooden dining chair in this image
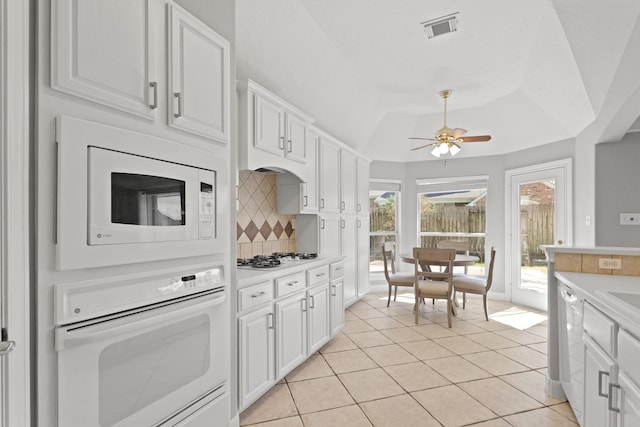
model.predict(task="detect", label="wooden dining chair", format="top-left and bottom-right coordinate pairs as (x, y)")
top-left (413, 247), bottom-right (456, 327)
top-left (452, 247), bottom-right (496, 321)
top-left (437, 240), bottom-right (470, 273)
top-left (382, 242), bottom-right (414, 307)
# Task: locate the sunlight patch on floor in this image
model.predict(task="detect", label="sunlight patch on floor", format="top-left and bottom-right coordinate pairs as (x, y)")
top-left (489, 306), bottom-right (548, 330)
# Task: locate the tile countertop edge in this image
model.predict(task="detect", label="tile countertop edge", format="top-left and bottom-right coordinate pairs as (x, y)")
top-left (543, 245), bottom-right (640, 261)
top-left (555, 271), bottom-right (640, 338)
top-left (236, 256), bottom-right (346, 288)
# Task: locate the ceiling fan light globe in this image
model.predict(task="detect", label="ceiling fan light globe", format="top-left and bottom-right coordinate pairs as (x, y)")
top-left (431, 147), bottom-right (441, 157)
top-left (449, 144), bottom-right (461, 156)
top-left (438, 142), bottom-right (449, 154)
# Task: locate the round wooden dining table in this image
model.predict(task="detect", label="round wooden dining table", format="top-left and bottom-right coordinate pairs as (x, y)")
top-left (399, 253), bottom-right (479, 267)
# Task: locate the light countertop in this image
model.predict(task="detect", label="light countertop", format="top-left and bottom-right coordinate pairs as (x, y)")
top-left (236, 256), bottom-right (345, 288)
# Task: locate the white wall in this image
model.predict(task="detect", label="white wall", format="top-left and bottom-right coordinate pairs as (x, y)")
top-left (596, 132), bottom-right (640, 246)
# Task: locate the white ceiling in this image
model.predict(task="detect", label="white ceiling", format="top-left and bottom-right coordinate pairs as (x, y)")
top-left (236, 0), bottom-right (640, 162)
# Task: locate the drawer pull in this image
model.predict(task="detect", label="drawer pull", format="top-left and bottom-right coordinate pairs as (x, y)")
top-left (149, 81), bottom-right (158, 109)
top-left (251, 291), bottom-right (266, 298)
top-left (331, 285), bottom-right (336, 296)
top-left (315, 272), bottom-right (326, 277)
top-left (287, 281), bottom-right (299, 287)
top-left (173, 92), bottom-right (182, 118)
top-left (335, 266), bottom-right (343, 271)
top-left (309, 295), bottom-right (315, 309)
top-left (301, 298), bottom-right (307, 312)
top-left (608, 383), bottom-right (621, 413)
top-left (598, 370), bottom-right (609, 398)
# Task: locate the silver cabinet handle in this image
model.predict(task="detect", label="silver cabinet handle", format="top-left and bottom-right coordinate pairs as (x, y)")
top-left (288, 140), bottom-right (292, 153)
top-left (357, 203), bottom-right (361, 212)
top-left (287, 281), bottom-right (299, 287)
top-left (279, 136), bottom-right (285, 150)
top-left (320, 199), bottom-right (325, 209)
top-left (598, 370), bottom-right (609, 398)
top-left (251, 291), bottom-right (266, 298)
top-left (316, 272), bottom-right (326, 277)
top-left (149, 81), bottom-right (158, 109)
top-left (341, 219), bottom-right (345, 228)
top-left (303, 195), bottom-right (308, 207)
top-left (357, 219), bottom-right (362, 228)
top-left (608, 383), bottom-right (621, 413)
top-left (331, 284), bottom-right (337, 296)
top-left (335, 266), bottom-right (343, 271)
top-left (301, 298), bottom-right (307, 312)
top-left (267, 313), bottom-right (274, 329)
top-left (174, 92), bottom-right (182, 118)
top-left (0, 341), bottom-right (15, 356)
top-left (320, 219), bottom-right (325, 229)
top-left (309, 295), bottom-right (315, 309)
top-left (341, 201), bottom-right (346, 211)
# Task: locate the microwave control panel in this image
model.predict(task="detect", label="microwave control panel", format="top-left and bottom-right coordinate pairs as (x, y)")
top-left (199, 171), bottom-right (215, 239)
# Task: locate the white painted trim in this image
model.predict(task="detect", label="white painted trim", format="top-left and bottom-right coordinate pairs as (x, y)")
top-left (504, 158), bottom-right (573, 306)
top-left (0, 0), bottom-right (31, 426)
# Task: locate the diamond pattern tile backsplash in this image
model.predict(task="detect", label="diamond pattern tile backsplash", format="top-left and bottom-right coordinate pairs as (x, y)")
top-left (237, 170), bottom-right (296, 258)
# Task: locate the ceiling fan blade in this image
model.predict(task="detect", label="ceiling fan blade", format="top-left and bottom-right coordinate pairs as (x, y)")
top-left (459, 135), bottom-right (492, 143)
top-left (411, 143), bottom-right (436, 151)
top-left (409, 137), bottom-right (436, 141)
top-left (450, 128), bottom-right (467, 138)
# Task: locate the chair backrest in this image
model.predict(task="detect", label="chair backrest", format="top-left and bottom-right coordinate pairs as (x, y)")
top-left (437, 240), bottom-right (470, 255)
top-left (412, 247), bottom-right (456, 288)
top-left (485, 247), bottom-right (497, 291)
top-left (382, 241), bottom-right (397, 280)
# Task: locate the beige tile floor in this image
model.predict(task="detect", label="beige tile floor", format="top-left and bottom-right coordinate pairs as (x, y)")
top-left (239, 290), bottom-right (578, 427)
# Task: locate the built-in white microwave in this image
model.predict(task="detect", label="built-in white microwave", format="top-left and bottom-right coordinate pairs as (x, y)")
top-left (56, 116), bottom-right (228, 270)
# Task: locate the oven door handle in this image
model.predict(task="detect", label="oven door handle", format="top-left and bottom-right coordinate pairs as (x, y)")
top-left (55, 292), bottom-right (225, 352)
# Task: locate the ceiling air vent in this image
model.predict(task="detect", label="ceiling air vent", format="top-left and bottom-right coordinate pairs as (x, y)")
top-left (421, 13), bottom-right (459, 39)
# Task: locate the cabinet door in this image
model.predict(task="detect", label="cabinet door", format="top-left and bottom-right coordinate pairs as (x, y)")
top-left (356, 157), bottom-right (369, 215)
top-left (168, 4), bottom-right (230, 142)
top-left (253, 95), bottom-right (285, 155)
top-left (618, 373), bottom-right (640, 427)
top-left (357, 217), bottom-right (370, 298)
top-left (341, 217), bottom-right (358, 306)
top-left (285, 113), bottom-right (307, 163)
top-left (238, 305), bottom-right (275, 409)
top-left (330, 279), bottom-right (345, 336)
top-left (52, 0), bottom-right (156, 119)
top-left (319, 140), bottom-right (341, 213)
top-left (276, 293), bottom-right (307, 378)
top-left (319, 216), bottom-right (341, 257)
top-left (340, 150), bottom-right (358, 214)
top-left (308, 284), bottom-right (330, 354)
top-left (584, 336), bottom-right (616, 427)
top-left (301, 131), bottom-right (318, 213)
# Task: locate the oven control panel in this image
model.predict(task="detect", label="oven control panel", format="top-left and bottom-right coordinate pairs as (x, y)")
top-left (54, 265), bottom-right (225, 325)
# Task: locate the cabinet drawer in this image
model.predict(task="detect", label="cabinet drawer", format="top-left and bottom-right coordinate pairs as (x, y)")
top-left (330, 261), bottom-right (345, 278)
top-left (308, 265), bottom-right (330, 286)
top-left (275, 271), bottom-right (306, 298)
top-left (238, 281), bottom-right (273, 313)
top-left (619, 329), bottom-right (640, 386)
top-left (583, 302), bottom-right (617, 356)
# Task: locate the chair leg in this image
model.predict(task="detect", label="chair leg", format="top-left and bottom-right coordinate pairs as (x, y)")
top-left (432, 298), bottom-right (435, 305)
top-left (387, 284), bottom-right (392, 307)
top-left (415, 294), bottom-right (420, 324)
top-left (446, 298), bottom-right (452, 328)
top-left (394, 286), bottom-right (398, 301)
top-left (483, 294), bottom-right (489, 321)
top-left (463, 292), bottom-right (467, 309)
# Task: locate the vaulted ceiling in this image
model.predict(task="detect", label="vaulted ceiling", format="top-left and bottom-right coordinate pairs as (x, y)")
top-left (236, 0), bottom-right (640, 162)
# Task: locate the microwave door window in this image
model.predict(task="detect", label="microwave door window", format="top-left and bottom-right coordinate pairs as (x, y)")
top-left (112, 173), bottom-right (186, 226)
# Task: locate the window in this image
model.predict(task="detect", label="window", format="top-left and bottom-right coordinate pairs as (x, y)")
top-left (369, 180), bottom-right (400, 274)
top-left (417, 176), bottom-right (487, 275)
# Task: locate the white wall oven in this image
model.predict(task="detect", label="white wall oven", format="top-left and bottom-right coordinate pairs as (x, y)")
top-left (56, 116), bottom-right (229, 270)
top-left (54, 264), bottom-right (229, 427)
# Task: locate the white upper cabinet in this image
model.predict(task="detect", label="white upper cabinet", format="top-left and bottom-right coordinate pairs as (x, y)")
top-left (52, 0), bottom-right (230, 143)
top-left (319, 140), bottom-right (341, 213)
top-left (285, 113), bottom-right (307, 163)
top-left (357, 156), bottom-right (370, 215)
top-left (340, 150), bottom-right (357, 215)
top-left (254, 95), bottom-right (285, 155)
top-left (168, 4), bottom-right (230, 142)
top-left (52, 0), bottom-right (156, 119)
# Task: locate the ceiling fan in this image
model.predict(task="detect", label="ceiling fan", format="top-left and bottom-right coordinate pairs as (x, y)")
top-left (410, 89), bottom-right (492, 157)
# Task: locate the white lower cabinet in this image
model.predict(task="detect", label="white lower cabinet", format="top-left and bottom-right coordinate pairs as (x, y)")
top-left (237, 259), bottom-right (345, 412)
top-left (238, 305), bottom-right (274, 410)
top-left (308, 283), bottom-right (330, 354)
top-left (584, 335), bottom-right (617, 426)
top-left (276, 292), bottom-right (308, 378)
top-left (340, 216), bottom-right (358, 305)
top-left (617, 372), bottom-right (640, 426)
